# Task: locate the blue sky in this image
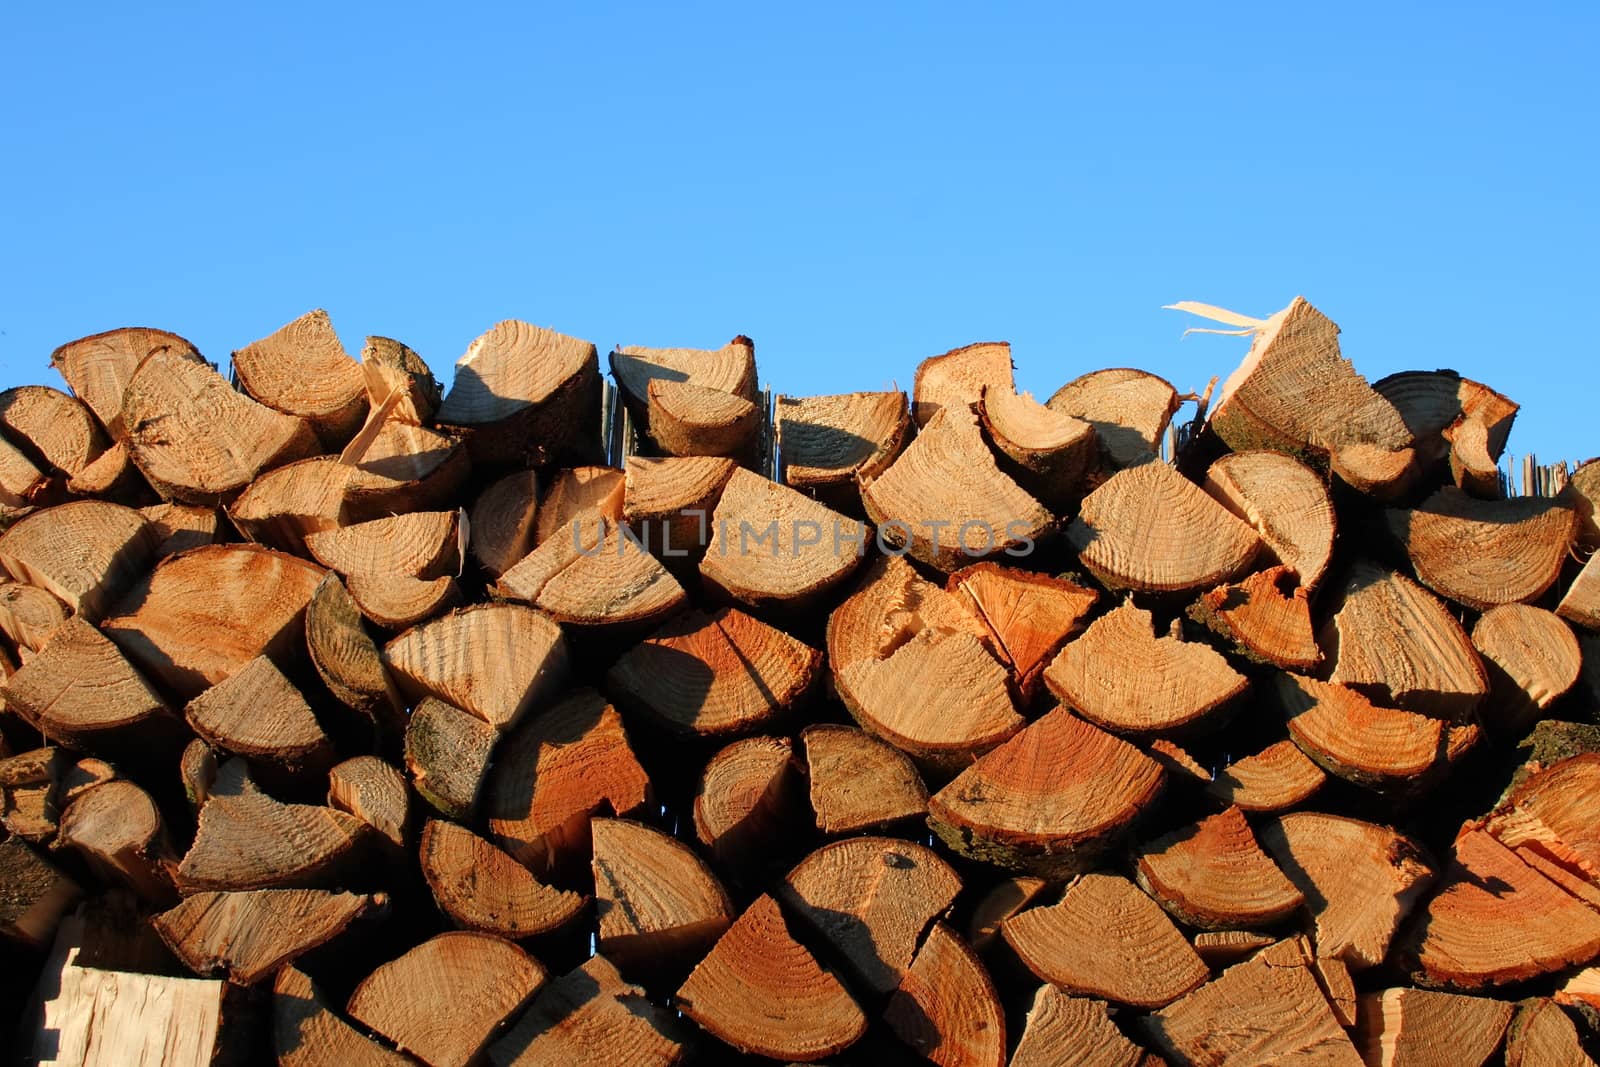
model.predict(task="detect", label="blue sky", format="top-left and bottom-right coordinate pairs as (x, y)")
top-left (2, 3), bottom-right (1595, 464)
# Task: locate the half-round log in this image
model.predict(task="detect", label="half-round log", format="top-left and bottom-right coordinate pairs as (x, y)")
top-left (591, 816), bottom-right (733, 975)
top-left (912, 340), bottom-right (1013, 427)
top-left (49, 326), bottom-right (203, 437)
top-left (418, 819), bottom-right (584, 940)
top-left (1134, 805), bottom-right (1304, 930)
top-left (1388, 487), bottom-right (1575, 610)
top-left (154, 888), bottom-right (377, 985)
top-left (1046, 367), bottom-right (1180, 471)
top-left (232, 310), bottom-right (369, 448)
top-left (777, 391), bottom-right (910, 510)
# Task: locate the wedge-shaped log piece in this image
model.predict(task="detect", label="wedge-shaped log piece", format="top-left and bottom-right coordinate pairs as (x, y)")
top-left (469, 469), bottom-right (539, 578)
top-left (1135, 806), bottom-right (1304, 930)
top-left (1561, 458), bottom-right (1600, 551)
top-left (1389, 488), bottom-right (1575, 610)
top-left (884, 922), bottom-right (1006, 1067)
top-left (1203, 451), bottom-right (1336, 588)
top-left (1272, 674), bottom-right (1443, 788)
top-left (327, 756), bottom-right (407, 850)
top-left (419, 820), bottom-right (584, 940)
top-left (1143, 936), bottom-right (1364, 1065)
top-left (676, 893), bottom-right (866, 1062)
top-left (177, 791), bottom-right (367, 893)
top-left (305, 509), bottom-right (461, 579)
top-left (826, 553), bottom-right (997, 675)
top-left (779, 836), bottom-right (961, 996)
top-left (862, 404), bottom-right (1052, 571)
top-left (929, 708), bottom-right (1165, 876)
top-left (1206, 738), bottom-right (1326, 813)
top-left (777, 391), bottom-right (910, 510)
top-left (346, 571), bottom-right (460, 628)
top-left (0, 500), bottom-right (156, 620)
top-left (357, 334), bottom-right (441, 424)
top-left (49, 326), bottom-right (203, 436)
top-left (141, 501), bottom-right (219, 558)
top-left (693, 735), bottom-right (799, 866)
top-left (968, 875), bottom-right (1049, 951)
top-left (534, 465), bottom-right (624, 545)
top-left (1003, 872), bottom-right (1208, 1008)
top-left (406, 697), bottom-right (496, 820)
top-left (1046, 601), bottom-right (1246, 734)
top-left (801, 723), bottom-right (928, 834)
top-left (1046, 367), bottom-right (1180, 471)
top-left (0, 435), bottom-right (48, 506)
top-left (0, 581), bottom-right (68, 652)
top-left (700, 467), bottom-right (866, 607)
top-left (5, 616), bottom-right (173, 752)
top-left (1473, 604), bottom-right (1582, 732)
top-left (1259, 812), bottom-right (1433, 971)
top-left (154, 888), bottom-right (376, 985)
top-left (623, 454), bottom-right (736, 557)
top-left (484, 689), bottom-right (651, 876)
top-left (950, 562), bottom-right (1098, 701)
top-left (1505, 998), bottom-right (1595, 1067)
top-left (184, 655), bottom-right (332, 771)
top-left (978, 386), bottom-right (1096, 505)
top-left (227, 455), bottom-right (352, 551)
top-left (1192, 929), bottom-right (1277, 968)
top-left (305, 573), bottom-right (403, 732)
top-left (0, 837), bottom-right (80, 949)
top-left (233, 310), bottom-right (369, 447)
top-left (1193, 564), bottom-right (1321, 670)
top-left (1070, 460), bottom-right (1261, 593)
top-left (67, 439), bottom-right (151, 502)
top-left (913, 340), bottom-right (1013, 426)
top-left (343, 421), bottom-right (469, 519)
top-left (592, 816), bottom-right (733, 974)
top-left (1376, 369), bottom-right (1517, 478)
top-left (1561, 968), bottom-right (1600, 1011)
top-left (348, 931), bottom-right (545, 1067)
top-left (495, 520), bottom-right (686, 628)
top-left (608, 606), bottom-right (820, 737)
top-left (122, 349), bottom-right (320, 502)
top-left (1322, 560), bottom-right (1488, 720)
top-left (1012, 988), bottom-right (1150, 1067)
top-left (56, 779), bottom-right (177, 904)
top-left (488, 954), bottom-right (688, 1067)
top-left (1354, 987), bottom-right (1513, 1067)
top-left (384, 602), bottom-right (568, 732)
top-left (1560, 551), bottom-right (1600, 631)
top-left (1483, 753), bottom-right (1600, 882)
top-left (610, 337), bottom-right (758, 456)
top-left (0, 385), bottom-right (108, 477)
top-left (274, 965), bottom-right (410, 1067)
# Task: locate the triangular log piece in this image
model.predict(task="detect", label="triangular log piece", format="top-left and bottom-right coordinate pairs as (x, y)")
top-left (1388, 488), bottom-right (1575, 610)
top-left (493, 520), bottom-right (686, 628)
top-left (1270, 674), bottom-right (1444, 788)
top-left (1504, 998), bottom-right (1596, 1067)
top-left (232, 310), bottom-right (369, 448)
top-left (304, 572), bottom-right (404, 733)
top-left (183, 655), bottom-right (332, 773)
top-left (1560, 458), bottom-right (1600, 551)
top-left (912, 341), bottom-right (1013, 427)
top-left (977, 386), bottom-right (1097, 507)
top-left (226, 455), bottom-right (353, 552)
top-left (1193, 565), bottom-right (1322, 670)
top-left (0, 434), bottom-right (48, 507)
top-left (533, 465), bottom-right (625, 546)
top-left (693, 735), bottom-right (799, 867)
top-left (1201, 452), bottom-right (1335, 591)
top-left (1472, 603), bottom-right (1583, 733)
top-left (776, 392), bottom-right (910, 510)
top-left (327, 756), bottom-right (407, 850)
top-left (1134, 806), bottom-right (1304, 930)
top-left (800, 723), bottom-right (929, 835)
top-left (468, 470), bottom-right (539, 579)
top-left (405, 696), bottom-right (496, 820)
top-left (882, 921), bottom-right (1006, 1067)
top-left (623, 454), bottom-right (737, 559)
top-left (153, 888), bottom-right (377, 985)
top-left (419, 819), bottom-right (585, 940)
top-left (1011, 988), bottom-right (1150, 1067)
top-left (1192, 929), bottom-right (1277, 968)
top-left (176, 791), bottom-right (367, 894)
top-left (56, 779), bottom-right (177, 904)
top-left (0, 385), bottom-right (108, 478)
top-left (273, 964), bottom-right (410, 1066)
top-left (1206, 738), bottom-right (1327, 813)
top-left (346, 571), bottom-right (461, 629)
top-left (487, 954), bottom-right (688, 1067)
top-left (591, 816), bottom-right (733, 976)
top-left (1352, 987), bottom-right (1514, 1067)
top-left (1482, 753), bottom-right (1600, 881)
top-left (49, 326), bottom-right (203, 437)
top-left (949, 562), bottom-right (1098, 702)
top-left (700, 467), bottom-right (866, 608)
top-left (358, 334), bottom-right (441, 425)
top-left (1046, 367), bottom-right (1180, 472)
top-left (4, 616), bottom-right (174, 753)
top-left (140, 502), bottom-right (220, 558)
top-left (0, 499), bottom-right (157, 620)
top-left (305, 510), bottom-right (461, 579)
top-left (1559, 551), bottom-right (1600, 630)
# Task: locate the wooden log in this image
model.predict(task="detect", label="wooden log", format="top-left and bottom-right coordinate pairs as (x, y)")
top-left (347, 931), bottom-right (545, 1067)
top-left (591, 816), bottom-right (733, 975)
top-left (1069, 459), bottom-right (1261, 593)
top-left (1271, 674), bottom-right (1444, 788)
top-left (55, 779), bottom-right (177, 904)
top-left (1002, 871), bottom-right (1208, 1008)
top-left (1, 746), bottom-right (65, 843)
top-left (1560, 551), bottom-right (1600, 630)
top-left (861, 403), bottom-right (1053, 571)
top-left (1330, 442), bottom-right (1425, 502)
top-left (1472, 603), bottom-right (1583, 732)
top-left (405, 696), bottom-right (496, 820)
top-left (183, 654), bottom-right (333, 774)
top-left (1192, 564), bottom-right (1322, 670)
top-left (913, 340), bottom-right (1013, 427)
top-left (232, 309), bottom-right (369, 449)
top-left (5, 616), bottom-right (175, 754)
top-left (1388, 487), bottom-right (1576, 610)
top-left (226, 455), bottom-right (353, 552)
top-left (693, 735), bottom-right (799, 867)
top-left (327, 756), bottom-right (407, 851)
top-left (493, 519), bottom-right (686, 628)
top-left (0, 385), bottom-right (109, 478)
top-left (1353, 987), bottom-right (1514, 1067)
top-left (1483, 753), bottom-right (1600, 881)
top-left (1044, 601), bottom-right (1246, 734)
top-left (346, 571), bottom-right (461, 628)
top-left (1148, 736), bottom-right (1213, 784)
top-left (139, 501), bottom-right (219, 558)
top-left (1206, 738), bottom-right (1327, 813)
top-left (1505, 999), bottom-right (1596, 1067)
top-left (468, 469), bottom-right (540, 579)
top-left (1559, 968), bottom-right (1600, 1011)
top-left (0, 499), bottom-right (157, 620)
top-left (304, 572), bottom-right (403, 733)
top-left (675, 893), bottom-right (866, 1062)
top-left (1560, 457), bottom-right (1600, 551)
top-left (978, 386), bottom-right (1097, 506)
top-left (1135, 806), bottom-right (1304, 930)
top-left (0, 434), bottom-right (49, 507)
top-left (419, 819), bottom-right (585, 940)
top-left (49, 326), bottom-right (203, 437)
top-left (883, 921), bottom-right (1006, 1067)
top-left (928, 707), bottom-right (1165, 876)
top-left (346, 423), bottom-right (471, 522)
top-left (800, 723), bottom-right (928, 834)
top-left (1011, 988), bottom-right (1151, 1067)
top-left (0, 837), bottom-right (80, 949)
top-left (776, 391), bottom-right (910, 511)
top-left (967, 874), bottom-right (1049, 952)
top-left (0, 580), bottom-right (68, 653)
top-left (611, 337), bottom-right (759, 457)
top-left (949, 562), bottom-right (1098, 702)
top-left (623, 454), bottom-right (736, 560)
top-left (305, 509), bottom-right (462, 579)
top-left (533, 465), bottom-right (625, 546)
top-left (1374, 369), bottom-right (1518, 490)
top-left (358, 334), bottom-right (442, 426)
top-left (273, 964), bottom-right (410, 1066)
top-left (65, 441), bottom-right (154, 510)
top-left (487, 954), bottom-right (688, 1066)
top-left (1046, 367), bottom-right (1181, 471)
top-left (1192, 929), bottom-right (1277, 967)
top-left (176, 790), bottom-right (367, 893)
top-left (153, 888), bottom-right (378, 985)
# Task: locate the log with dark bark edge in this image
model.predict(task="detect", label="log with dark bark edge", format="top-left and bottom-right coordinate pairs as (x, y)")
top-left (0, 579), bottom-right (68, 652)
top-left (610, 337), bottom-right (759, 457)
top-left (327, 755), bottom-right (407, 850)
top-left (623, 454), bottom-right (737, 560)
top-left (1192, 563), bottom-right (1322, 670)
top-left (1002, 871), bottom-right (1209, 1008)
top-left (928, 707), bottom-right (1166, 876)
top-left (405, 696), bottom-right (496, 820)
top-left (1259, 811), bottom-right (1434, 971)
top-left (1143, 936), bottom-right (1365, 1065)
top-left (346, 931), bottom-right (545, 1067)
top-left (482, 689), bottom-right (652, 878)
top-left (692, 734), bottom-right (799, 867)
top-left (273, 964), bottom-right (412, 1066)
top-left (493, 518), bottom-right (687, 628)
top-left (1472, 603), bottom-right (1582, 733)
top-left (1134, 805), bottom-right (1304, 931)
top-left (861, 403), bottom-right (1053, 572)
top-left (418, 819), bottom-right (585, 940)
top-left (232, 309), bottom-right (369, 449)
top-left (1505, 998), bottom-right (1597, 1067)
top-left (1560, 550), bottom-right (1600, 630)
top-left (675, 892), bottom-right (866, 1062)
top-left (1354, 987), bottom-right (1514, 1067)
top-left (1375, 369), bottom-right (1519, 498)
top-left (777, 835), bottom-right (961, 997)
top-left (949, 562), bottom-right (1098, 702)
top-left (1011, 987), bottom-right (1151, 1067)
top-left (48, 326), bottom-right (204, 437)
top-left (776, 391), bottom-right (911, 512)
top-left (1045, 600), bottom-right (1246, 734)
top-left (153, 888), bottom-right (378, 985)
top-left (967, 874), bottom-right (1049, 952)
top-left (1388, 487), bottom-right (1576, 610)
top-left (341, 421), bottom-right (470, 520)
top-left (1561, 457), bottom-right (1600, 551)
top-left (183, 654), bottom-right (332, 773)
top-left (140, 502), bottom-right (219, 558)
top-left (55, 779), bottom-right (178, 904)
top-left (346, 570), bottom-right (461, 628)
top-left (305, 509), bottom-right (462, 579)
top-left (305, 572), bottom-right (405, 736)
top-left (468, 469), bottom-right (540, 579)
top-left (1069, 458), bottom-right (1261, 593)
top-left (913, 340), bottom-right (1013, 427)
top-left (358, 334), bottom-right (442, 428)
top-left (1206, 738), bottom-right (1327, 813)
top-left (590, 816), bottom-right (733, 976)
top-left (176, 790), bottom-right (368, 893)
top-left (883, 920), bottom-right (1006, 1067)
top-left (533, 464), bottom-right (625, 546)
top-left (383, 601), bottom-right (568, 732)
top-left (977, 385), bottom-right (1097, 506)
top-left (1483, 753), bottom-right (1600, 880)
top-left (0, 434), bottom-right (49, 507)
top-left (1321, 559), bottom-right (1490, 721)
top-left (0, 836), bottom-right (80, 949)
top-left (0, 499), bottom-right (157, 619)
top-left (487, 953), bottom-right (689, 1067)
top-left (1046, 367), bottom-right (1181, 472)
top-left (0, 385), bottom-right (108, 477)
top-left (225, 455), bottom-right (353, 552)
top-left (606, 605), bottom-right (822, 738)
top-left (435, 319), bottom-right (602, 467)
top-left (1270, 673), bottom-right (1444, 788)
top-left (800, 723), bottom-right (929, 835)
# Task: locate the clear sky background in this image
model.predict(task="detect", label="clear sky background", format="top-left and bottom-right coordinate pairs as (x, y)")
top-left (1, 3), bottom-right (1595, 464)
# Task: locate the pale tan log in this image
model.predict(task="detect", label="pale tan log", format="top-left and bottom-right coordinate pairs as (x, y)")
top-left (1388, 487), bottom-right (1575, 610)
top-left (1046, 367), bottom-right (1180, 471)
top-left (913, 340), bottom-right (1013, 426)
top-left (592, 816), bottom-right (733, 974)
top-left (883, 921), bottom-right (1006, 1067)
top-left (488, 954), bottom-right (688, 1067)
top-left (184, 654), bottom-right (332, 771)
top-left (468, 469), bottom-right (539, 578)
top-left (0, 434), bottom-right (49, 507)
top-left (4, 616), bottom-right (174, 752)
top-left (978, 386), bottom-right (1097, 505)
top-left (777, 391), bottom-right (910, 509)
top-left (801, 723), bottom-right (928, 834)
top-left (1473, 603), bottom-right (1583, 732)
top-left (154, 888), bottom-right (377, 985)
top-left (1330, 441), bottom-right (1424, 502)
top-left (49, 326), bottom-right (203, 436)
top-left (226, 455), bottom-right (352, 552)
top-left (1560, 551), bottom-right (1600, 630)
top-left (176, 790), bottom-right (367, 893)
top-left (68, 441), bottom-right (148, 503)
top-left (611, 337), bottom-right (759, 456)
top-left (493, 519), bottom-right (686, 628)
top-left (274, 964), bottom-right (411, 1066)
top-left (419, 819), bottom-right (585, 939)
top-left (1011, 988), bottom-right (1150, 1067)
top-left (232, 309), bottom-right (368, 448)
top-left (1353, 987), bottom-right (1514, 1067)
top-left (345, 571), bottom-right (460, 628)
top-left (533, 465), bottom-right (625, 546)
top-left (139, 502), bottom-right (218, 558)
top-left (305, 509), bottom-right (461, 579)
top-left (326, 755), bottom-right (407, 850)
top-left (358, 334), bottom-right (441, 425)
top-left (0, 580), bottom-right (68, 652)
top-left (1560, 458), bottom-right (1600, 551)
top-left (1204, 450), bottom-right (1336, 587)
top-left (623, 454), bottom-right (736, 557)
top-left (56, 779), bottom-right (177, 904)
top-left (1375, 369), bottom-right (1518, 494)
top-left (700, 467), bottom-right (867, 608)
top-left (693, 735), bottom-right (798, 865)
top-left (0, 499), bottom-right (157, 620)
top-left (0, 385), bottom-right (109, 478)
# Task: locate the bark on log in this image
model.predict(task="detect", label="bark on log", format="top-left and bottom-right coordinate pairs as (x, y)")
top-left (1192, 564), bottom-right (1322, 671)
top-left (48, 326), bottom-right (203, 437)
top-left (405, 696), bottom-right (496, 820)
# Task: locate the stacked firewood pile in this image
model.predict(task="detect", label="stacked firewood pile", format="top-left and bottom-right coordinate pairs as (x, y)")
top-left (3, 297), bottom-right (1600, 1066)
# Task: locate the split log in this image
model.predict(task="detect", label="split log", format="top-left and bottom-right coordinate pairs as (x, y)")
top-left (1046, 367), bottom-right (1181, 471)
top-left (1560, 968), bottom-right (1600, 1010)
top-left (0, 435), bottom-right (48, 507)
top-left (1068, 459), bottom-right (1261, 593)
top-left (347, 931), bottom-right (545, 1067)
top-left (346, 571), bottom-right (461, 628)
top-left (358, 334), bottom-right (441, 426)
top-left (226, 455), bottom-right (352, 551)
top-left (140, 501), bottom-right (219, 558)
top-left (883, 921), bottom-right (1006, 1067)
top-left (929, 708), bottom-right (1166, 876)
top-left (0, 580), bottom-right (68, 652)
top-left (778, 836), bottom-right (961, 995)
top-left (232, 309), bottom-right (368, 448)
top-left (327, 756), bottom-right (407, 850)
top-left (153, 888), bottom-right (377, 985)
top-left (305, 509), bottom-right (462, 579)
top-left (1192, 564), bottom-right (1321, 670)
top-left (1002, 871), bottom-right (1208, 1008)
top-left (437, 320), bottom-right (601, 466)
top-left (49, 326), bottom-right (203, 436)
top-left (1561, 457), bottom-right (1600, 551)
top-left (693, 735), bottom-right (799, 866)
top-left (1206, 738), bottom-right (1327, 813)
top-left (0, 837), bottom-right (80, 949)
top-left (591, 816), bottom-right (733, 974)
top-left (610, 337), bottom-right (759, 457)
top-left (950, 562), bottom-right (1098, 701)
top-left (1045, 601), bottom-right (1246, 734)
top-left (800, 723), bottom-right (928, 834)
top-left (1482, 753), bottom-right (1600, 881)
top-left (405, 697), bottom-right (496, 819)
top-left (1271, 674), bottom-right (1444, 788)
top-left (623, 455), bottom-right (736, 559)
top-left (468, 469), bottom-right (540, 579)
top-left (102, 543), bottom-right (325, 699)
top-left (533, 465), bottom-right (625, 546)
top-left (305, 572), bottom-right (404, 735)
top-left (776, 391), bottom-right (910, 511)
top-left (176, 790), bottom-right (367, 893)
top-left (700, 467), bottom-right (866, 608)
top-left (1560, 551), bottom-right (1600, 630)
top-left (483, 689), bottom-right (651, 877)
top-left (55, 779), bottom-right (177, 904)
top-left (1505, 999), bottom-right (1596, 1067)
top-left (63, 440), bottom-right (150, 504)
top-left (1374, 369), bottom-right (1518, 497)
top-left (487, 954), bottom-right (688, 1067)
top-left (341, 420), bottom-right (470, 521)
top-left (1, 746), bottom-right (65, 842)
top-left (1472, 603), bottom-right (1582, 732)
top-left (383, 602), bottom-right (569, 732)
top-left (184, 655), bottom-right (333, 773)
top-left (1149, 736), bottom-right (1213, 784)
top-left (607, 606), bottom-right (821, 737)
top-left (0, 385), bottom-right (108, 478)
top-left (1353, 987), bottom-right (1514, 1067)
top-left (493, 519), bottom-right (686, 628)
top-left (1329, 441), bottom-right (1423, 502)
top-left (861, 403), bottom-right (1053, 571)
top-left (1202, 452), bottom-right (1336, 590)
top-left (0, 499), bottom-right (157, 619)
top-left (419, 819), bottom-right (585, 940)
top-left (1135, 806), bottom-right (1304, 930)
top-left (1388, 488), bottom-right (1575, 610)
top-left (1192, 929), bottom-right (1277, 967)
top-left (967, 874), bottom-right (1049, 952)
top-left (913, 340), bottom-right (1013, 427)
top-left (273, 964), bottom-right (410, 1066)
top-left (978, 386), bottom-right (1097, 506)
top-left (1313, 953), bottom-right (1358, 1027)
top-left (675, 892), bottom-right (866, 1062)
top-left (1011, 988), bottom-right (1150, 1067)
